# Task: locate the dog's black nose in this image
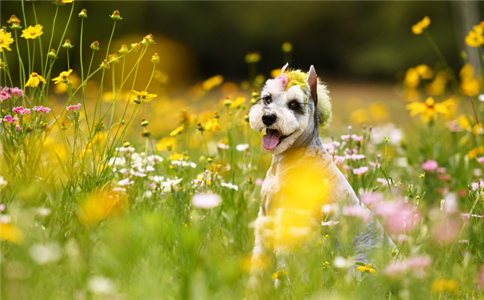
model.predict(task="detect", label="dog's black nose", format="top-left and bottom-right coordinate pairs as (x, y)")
top-left (262, 114), bottom-right (277, 126)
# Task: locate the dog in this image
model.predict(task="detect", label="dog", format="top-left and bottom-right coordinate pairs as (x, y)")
top-left (248, 64), bottom-right (394, 286)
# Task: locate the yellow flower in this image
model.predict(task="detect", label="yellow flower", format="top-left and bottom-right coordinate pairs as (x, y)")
top-left (271, 270), bottom-right (289, 280)
top-left (78, 191), bottom-right (126, 227)
top-left (412, 16), bottom-right (431, 35)
top-left (230, 97), bottom-right (246, 108)
top-left (202, 75), bottom-right (224, 91)
top-left (156, 137), bottom-right (177, 151)
top-left (468, 146), bottom-right (484, 160)
top-left (0, 29), bottom-right (14, 52)
top-left (457, 115), bottom-right (471, 131)
top-left (406, 97), bottom-right (452, 123)
top-left (403, 68), bottom-right (420, 88)
top-left (205, 118), bottom-right (220, 132)
top-left (356, 265), bottom-right (378, 275)
top-left (169, 152), bottom-right (189, 161)
top-left (431, 278), bottom-right (459, 294)
top-left (0, 222), bottom-right (24, 245)
top-left (465, 22), bottom-right (484, 47)
top-left (52, 69), bottom-right (73, 84)
top-left (416, 64), bottom-right (433, 79)
top-left (426, 71), bottom-right (448, 96)
top-left (25, 72), bottom-right (47, 88)
top-left (459, 63), bottom-right (481, 96)
top-left (132, 90), bottom-right (157, 101)
top-left (20, 24), bottom-right (43, 39)
top-left (170, 124), bottom-right (184, 136)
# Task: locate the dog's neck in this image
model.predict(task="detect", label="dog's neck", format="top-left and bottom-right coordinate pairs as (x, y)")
top-left (272, 115), bottom-right (324, 164)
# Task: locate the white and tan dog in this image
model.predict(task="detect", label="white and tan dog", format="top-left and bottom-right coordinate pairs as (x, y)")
top-left (249, 64), bottom-right (393, 284)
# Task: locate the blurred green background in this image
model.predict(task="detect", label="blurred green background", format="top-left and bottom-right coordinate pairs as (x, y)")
top-left (2, 1), bottom-right (483, 86)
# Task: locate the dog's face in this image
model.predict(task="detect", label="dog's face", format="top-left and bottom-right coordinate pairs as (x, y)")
top-left (249, 65), bottom-right (320, 155)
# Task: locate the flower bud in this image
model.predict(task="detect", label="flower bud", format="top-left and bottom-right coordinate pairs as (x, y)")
top-left (119, 44), bottom-right (129, 54)
top-left (151, 53), bottom-right (160, 64)
top-left (78, 9), bottom-right (88, 18)
top-left (123, 141), bottom-right (131, 147)
top-left (131, 43), bottom-right (142, 52)
top-left (244, 114), bottom-right (250, 123)
top-left (90, 41), bottom-right (100, 51)
top-left (247, 176), bottom-right (253, 184)
top-left (250, 98), bottom-right (257, 105)
top-left (141, 119), bottom-right (149, 127)
top-left (110, 10), bottom-right (123, 21)
top-left (141, 128), bottom-right (151, 137)
top-left (100, 59), bottom-right (110, 69)
top-left (214, 111), bottom-right (219, 119)
top-left (141, 34), bottom-right (155, 46)
top-left (47, 48), bottom-right (56, 59)
top-left (166, 142), bottom-right (173, 151)
top-left (7, 15), bottom-right (22, 30)
top-left (62, 39), bottom-right (74, 49)
top-left (197, 122), bottom-right (204, 132)
top-left (223, 98), bottom-right (232, 106)
top-left (133, 97), bottom-right (141, 104)
top-left (251, 90), bottom-right (259, 98)
top-left (0, 59), bottom-right (5, 70)
top-left (207, 156), bottom-right (214, 163)
top-left (120, 119), bottom-right (125, 125)
top-left (108, 54), bottom-right (119, 63)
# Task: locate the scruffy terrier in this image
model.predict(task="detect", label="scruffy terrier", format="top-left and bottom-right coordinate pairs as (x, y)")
top-left (248, 64), bottom-right (393, 285)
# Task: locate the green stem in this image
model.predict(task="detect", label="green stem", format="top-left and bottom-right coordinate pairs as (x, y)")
top-left (21, 0), bottom-right (31, 76)
top-left (105, 21), bottom-right (117, 60)
top-left (32, 2), bottom-right (44, 72)
top-left (423, 30), bottom-right (461, 98)
top-left (44, 5), bottom-right (59, 76)
top-left (14, 30), bottom-right (26, 103)
top-left (2, 52), bottom-right (14, 87)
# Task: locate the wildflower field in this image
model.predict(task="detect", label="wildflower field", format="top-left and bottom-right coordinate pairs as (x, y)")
top-left (1, 1), bottom-right (484, 299)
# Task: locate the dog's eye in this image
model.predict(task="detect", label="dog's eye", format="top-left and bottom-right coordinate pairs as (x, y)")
top-left (263, 97), bottom-right (272, 105)
top-left (288, 100), bottom-right (300, 109)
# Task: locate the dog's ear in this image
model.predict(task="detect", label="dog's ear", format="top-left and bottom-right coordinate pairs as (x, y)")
top-left (307, 65), bottom-right (318, 105)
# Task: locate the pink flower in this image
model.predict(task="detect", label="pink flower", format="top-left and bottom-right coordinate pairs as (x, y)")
top-left (406, 255), bottom-right (432, 270)
top-left (118, 178), bottom-right (134, 186)
top-left (385, 261), bottom-right (407, 277)
top-left (15, 125), bottom-right (21, 132)
top-left (255, 178), bottom-right (264, 186)
top-left (353, 166), bottom-right (369, 175)
top-left (342, 205), bottom-right (372, 223)
top-left (360, 192), bottom-right (384, 206)
top-left (275, 75), bottom-right (288, 90)
top-left (3, 115), bottom-right (18, 123)
top-left (376, 177), bottom-right (388, 184)
top-left (341, 134), bottom-right (350, 141)
top-left (10, 87), bottom-right (23, 98)
top-left (333, 155), bottom-right (345, 166)
top-left (191, 193), bottom-right (222, 209)
top-left (0, 91), bottom-right (10, 101)
top-left (67, 103), bottom-right (82, 111)
top-left (422, 160), bottom-right (438, 171)
top-left (12, 106), bottom-right (30, 115)
top-left (478, 157), bottom-right (484, 164)
top-left (373, 201), bottom-right (420, 234)
top-left (33, 106), bottom-right (51, 114)
top-left (351, 134), bottom-right (364, 142)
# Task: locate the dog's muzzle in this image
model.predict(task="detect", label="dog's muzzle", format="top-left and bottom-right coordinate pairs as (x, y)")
top-left (262, 114), bottom-right (277, 126)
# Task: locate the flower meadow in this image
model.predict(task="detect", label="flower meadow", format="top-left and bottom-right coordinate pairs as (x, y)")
top-left (1, 2), bottom-right (484, 299)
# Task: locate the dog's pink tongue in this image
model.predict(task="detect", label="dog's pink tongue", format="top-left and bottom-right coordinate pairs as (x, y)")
top-left (262, 129), bottom-right (283, 150)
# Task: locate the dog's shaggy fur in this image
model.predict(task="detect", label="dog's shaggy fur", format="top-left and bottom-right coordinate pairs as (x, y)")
top-left (248, 65), bottom-right (394, 284)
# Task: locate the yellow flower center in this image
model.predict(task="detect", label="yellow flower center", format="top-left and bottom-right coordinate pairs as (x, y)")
top-left (32, 72), bottom-right (38, 77)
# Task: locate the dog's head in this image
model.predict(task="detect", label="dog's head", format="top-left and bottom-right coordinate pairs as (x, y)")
top-left (249, 64), bottom-right (332, 155)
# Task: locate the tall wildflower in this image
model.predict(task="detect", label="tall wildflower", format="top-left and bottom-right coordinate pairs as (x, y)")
top-left (411, 16), bottom-right (431, 35)
top-left (20, 24), bottom-right (43, 39)
top-left (25, 72), bottom-right (47, 88)
top-left (0, 29), bottom-right (14, 52)
top-left (465, 21), bottom-right (484, 47)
